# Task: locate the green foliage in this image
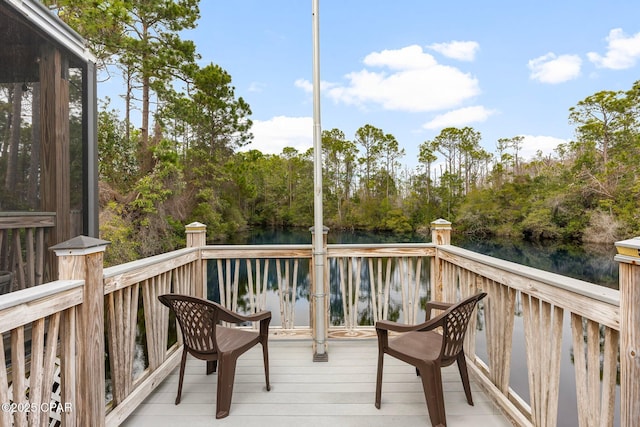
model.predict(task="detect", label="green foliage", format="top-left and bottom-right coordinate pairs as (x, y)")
top-left (521, 207), bottom-right (561, 240)
top-left (381, 209), bottom-right (413, 234)
top-left (62, 0), bottom-right (640, 256)
top-left (190, 188), bottom-right (224, 236)
top-left (99, 202), bottom-right (138, 266)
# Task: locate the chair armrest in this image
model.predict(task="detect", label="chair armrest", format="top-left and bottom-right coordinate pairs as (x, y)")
top-left (425, 300), bottom-right (453, 320)
top-left (376, 316), bottom-right (443, 333)
top-left (376, 320), bottom-right (424, 333)
top-left (215, 302), bottom-right (272, 324)
top-left (376, 317), bottom-right (443, 349)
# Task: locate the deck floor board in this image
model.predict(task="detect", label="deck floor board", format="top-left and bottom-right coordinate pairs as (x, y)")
top-left (120, 339), bottom-right (513, 427)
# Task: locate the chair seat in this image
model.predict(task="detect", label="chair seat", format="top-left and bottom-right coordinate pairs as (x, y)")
top-left (216, 326), bottom-right (260, 352)
top-left (388, 331), bottom-right (442, 362)
top-left (158, 293), bottom-right (271, 419)
top-left (375, 292), bottom-right (487, 427)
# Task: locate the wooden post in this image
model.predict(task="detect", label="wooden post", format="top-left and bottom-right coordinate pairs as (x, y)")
top-left (41, 44), bottom-right (71, 282)
top-left (431, 219), bottom-right (451, 302)
top-left (185, 222), bottom-right (207, 298)
top-left (52, 236), bottom-right (109, 427)
top-left (615, 237), bottom-right (640, 427)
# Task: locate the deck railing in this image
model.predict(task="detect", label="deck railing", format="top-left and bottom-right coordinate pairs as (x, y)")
top-left (0, 213), bottom-right (56, 293)
top-left (435, 244), bottom-right (620, 426)
top-left (0, 219), bottom-right (638, 426)
top-left (0, 279), bottom-right (83, 426)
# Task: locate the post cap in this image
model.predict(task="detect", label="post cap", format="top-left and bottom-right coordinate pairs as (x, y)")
top-left (50, 235), bottom-right (110, 255)
top-left (185, 222), bottom-right (207, 232)
top-left (309, 225), bottom-right (329, 234)
top-left (431, 218), bottom-right (452, 229)
top-left (615, 237), bottom-right (640, 259)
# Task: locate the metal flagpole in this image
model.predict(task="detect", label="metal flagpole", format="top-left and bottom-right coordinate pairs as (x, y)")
top-left (311, 0), bottom-right (327, 361)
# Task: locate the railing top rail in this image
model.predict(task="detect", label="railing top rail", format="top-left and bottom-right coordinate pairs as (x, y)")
top-left (0, 279), bottom-right (83, 311)
top-left (437, 244), bottom-right (619, 306)
top-left (327, 242), bottom-right (436, 257)
top-left (103, 247), bottom-right (198, 280)
top-left (0, 212), bottom-right (56, 229)
top-left (203, 244), bottom-right (312, 250)
top-left (0, 280), bottom-right (84, 332)
top-left (328, 242), bottom-right (435, 249)
top-left (202, 244), bottom-right (312, 259)
top-left (199, 243), bottom-right (436, 259)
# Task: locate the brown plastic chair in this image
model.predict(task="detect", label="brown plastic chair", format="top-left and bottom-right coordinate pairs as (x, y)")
top-left (158, 294), bottom-right (271, 419)
top-left (375, 292), bottom-right (487, 427)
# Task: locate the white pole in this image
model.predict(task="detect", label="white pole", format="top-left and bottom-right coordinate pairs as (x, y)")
top-left (312, 0), bottom-right (327, 361)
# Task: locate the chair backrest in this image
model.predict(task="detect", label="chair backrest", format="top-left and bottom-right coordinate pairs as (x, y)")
top-left (440, 292), bottom-right (487, 362)
top-left (158, 294), bottom-right (219, 354)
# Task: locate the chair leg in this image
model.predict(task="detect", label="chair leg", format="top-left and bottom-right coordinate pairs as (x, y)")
top-left (456, 352), bottom-right (474, 405)
top-left (375, 351), bottom-right (384, 409)
top-left (206, 360), bottom-right (217, 375)
top-left (262, 342), bottom-right (271, 391)
top-left (216, 354), bottom-right (238, 419)
top-left (175, 348), bottom-right (188, 405)
top-left (418, 363), bottom-right (447, 427)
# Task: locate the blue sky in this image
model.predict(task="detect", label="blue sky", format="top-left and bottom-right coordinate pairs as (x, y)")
top-left (103, 1), bottom-right (640, 170)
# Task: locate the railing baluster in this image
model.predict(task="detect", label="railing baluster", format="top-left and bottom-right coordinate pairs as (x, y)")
top-left (225, 259), bottom-right (232, 309)
top-left (276, 259), bottom-right (285, 328)
top-left (247, 259), bottom-right (255, 314)
top-left (29, 317), bottom-right (46, 426)
top-left (369, 258), bottom-right (378, 323)
top-left (291, 259), bottom-right (299, 328)
top-left (11, 326), bottom-right (27, 426)
top-left (353, 257), bottom-right (361, 328)
top-left (43, 312), bottom-right (61, 421)
top-left (216, 259), bottom-right (225, 307)
top-left (338, 258), bottom-right (348, 328)
top-left (413, 257), bottom-right (422, 324)
top-left (572, 315), bottom-right (619, 427)
top-left (485, 279), bottom-right (515, 393)
top-left (0, 335), bottom-right (11, 426)
top-left (383, 258), bottom-right (391, 320)
top-left (262, 259), bottom-right (269, 311)
top-left (26, 228), bottom-right (35, 288)
top-left (233, 259), bottom-right (240, 313)
top-left (61, 307), bottom-right (77, 427)
top-left (522, 295), bottom-right (563, 427)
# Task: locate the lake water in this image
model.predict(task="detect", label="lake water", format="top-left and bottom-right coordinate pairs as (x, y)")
top-left (224, 227), bottom-right (619, 288)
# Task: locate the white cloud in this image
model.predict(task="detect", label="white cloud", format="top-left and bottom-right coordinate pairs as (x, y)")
top-left (427, 41), bottom-right (480, 61)
top-left (318, 44), bottom-right (479, 112)
top-left (528, 53), bottom-right (582, 84)
top-left (294, 78), bottom-right (313, 92)
top-left (423, 106), bottom-right (496, 129)
top-left (363, 45), bottom-right (439, 70)
top-left (243, 116), bottom-right (313, 155)
top-left (520, 135), bottom-right (567, 159)
top-left (248, 82), bottom-right (265, 92)
top-left (588, 28), bottom-right (640, 70)
top-left (295, 78), bottom-right (338, 94)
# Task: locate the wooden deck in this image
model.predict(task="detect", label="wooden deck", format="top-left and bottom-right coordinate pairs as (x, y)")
top-left (120, 339), bottom-right (513, 427)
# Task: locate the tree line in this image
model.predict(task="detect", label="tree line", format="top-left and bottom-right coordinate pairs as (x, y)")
top-left (13, 1), bottom-right (640, 264)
